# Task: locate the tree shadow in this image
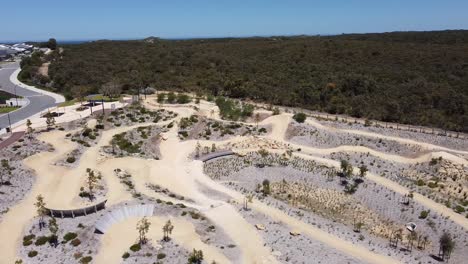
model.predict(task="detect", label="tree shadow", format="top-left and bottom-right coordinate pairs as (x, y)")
top-left (429, 254), bottom-right (444, 262)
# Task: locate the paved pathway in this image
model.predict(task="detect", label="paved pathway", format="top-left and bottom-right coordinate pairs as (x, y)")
top-left (0, 131), bottom-right (24, 150)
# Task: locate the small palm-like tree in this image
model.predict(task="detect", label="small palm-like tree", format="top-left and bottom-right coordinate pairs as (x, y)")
top-left (137, 217), bottom-right (151, 245)
top-left (162, 220), bottom-right (174, 241)
top-left (34, 195), bottom-right (47, 229)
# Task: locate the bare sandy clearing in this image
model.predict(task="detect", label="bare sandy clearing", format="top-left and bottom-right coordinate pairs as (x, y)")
top-left (95, 216), bottom-right (230, 264)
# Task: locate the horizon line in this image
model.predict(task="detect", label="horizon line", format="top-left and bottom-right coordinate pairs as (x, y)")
top-left (1, 28), bottom-right (467, 44)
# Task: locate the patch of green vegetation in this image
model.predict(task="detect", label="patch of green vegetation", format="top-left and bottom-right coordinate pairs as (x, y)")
top-left (415, 179), bottom-right (425, 186)
top-left (129, 243), bottom-right (141, 252)
top-left (293, 112), bottom-right (307, 123)
top-left (419, 210), bottom-right (430, 219)
top-left (34, 236), bottom-right (50, 246)
top-left (216, 97), bottom-right (253, 121)
top-left (454, 205), bottom-right (466, 214)
top-left (63, 232), bottom-right (78, 242)
top-left (58, 99), bottom-right (78, 107)
top-left (28, 250), bottom-right (38, 258)
top-left (111, 132), bottom-right (142, 153)
top-left (79, 256), bottom-right (92, 264)
top-left (0, 106), bottom-right (20, 113)
top-left (41, 32), bottom-right (468, 132)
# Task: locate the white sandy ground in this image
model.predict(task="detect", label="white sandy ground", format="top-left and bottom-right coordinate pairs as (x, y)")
top-left (94, 216), bottom-right (230, 264)
top-left (305, 118), bottom-right (468, 156)
top-left (1, 97), bottom-right (467, 264)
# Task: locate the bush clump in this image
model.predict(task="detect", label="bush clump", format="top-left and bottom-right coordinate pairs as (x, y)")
top-left (63, 232), bottom-right (78, 242)
top-left (35, 236), bottom-right (50, 246)
top-left (292, 112), bottom-right (307, 123)
top-left (28, 250), bottom-right (38, 258)
top-left (66, 156), bottom-right (76, 163)
top-left (129, 243), bottom-right (141, 252)
top-left (157, 253), bottom-right (166, 259)
top-left (80, 256), bottom-right (92, 264)
top-left (419, 210), bottom-right (430, 219)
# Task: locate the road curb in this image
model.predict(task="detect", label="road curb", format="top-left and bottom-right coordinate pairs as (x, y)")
top-left (9, 68), bottom-right (65, 103)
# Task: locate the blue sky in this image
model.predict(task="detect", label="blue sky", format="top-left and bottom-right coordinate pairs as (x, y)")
top-left (1, 0), bottom-right (468, 42)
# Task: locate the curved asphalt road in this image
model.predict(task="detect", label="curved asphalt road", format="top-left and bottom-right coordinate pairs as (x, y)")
top-left (0, 62), bottom-right (57, 130)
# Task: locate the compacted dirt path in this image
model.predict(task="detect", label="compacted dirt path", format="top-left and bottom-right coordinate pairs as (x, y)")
top-left (1, 99), bottom-right (467, 263)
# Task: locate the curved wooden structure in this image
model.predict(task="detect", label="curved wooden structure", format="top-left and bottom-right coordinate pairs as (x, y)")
top-left (95, 204), bottom-right (155, 233)
top-left (45, 200), bottom-right (107, 218)
top-left (197, 150), bottom-right (235, 162)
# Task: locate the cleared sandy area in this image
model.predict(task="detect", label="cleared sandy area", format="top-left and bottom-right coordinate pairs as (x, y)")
top-left (0, 96), bottom-right (466, 263)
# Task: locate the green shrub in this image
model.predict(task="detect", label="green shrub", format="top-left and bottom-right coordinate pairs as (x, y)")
top-left (455, 205), bottom-right (466, 214)
top-left (63, 232), bottom-right (78, 242)
top-left (157, 253), bottom-right (166, 259)
top-left (23, 234), bottom-right (35, 241)
top-left (23, 239), bottom-right (33, 246)
top-left (129, 243), bottom-right (141, 252)
top-left (292, 112), bottom-right (307, 123)
top-left (122, 252), bottom-right (130, 259)
top-left (416, 179), bottom-right (425, 186)
top-left (177, 94), bottom-right (191, 104)
top-left (419, 210), bottom-right (430, 219)
top-left (80, 256), bottom-right (92, 264)
top-left (35, 236), bottom-right (50, 246)
top-left (28, 250), bottom-right (38, 258)
top-left (66, 156), bottom-right (76, 163)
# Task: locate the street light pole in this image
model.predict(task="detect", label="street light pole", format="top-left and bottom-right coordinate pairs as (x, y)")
top-left (14, 85), bottom-right (19, 106)
top-left (7, 112), bottom-right (12, 133)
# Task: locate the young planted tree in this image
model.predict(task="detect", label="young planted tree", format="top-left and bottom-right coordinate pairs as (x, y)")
top-left (0, 159), bottom-right (12, 185)
top-left (420, 235), bottom-right (429, 250)
top-left (211, 143), bottom-right (216, 153)
top-left (255, 112), bottom-right (260, 129)
top-left (34, 195), bottom-right (47, 230)
top-left (340, 160), bottom-right (353, 178)
top-left (137, 217), bottom-right (151, 245)
top-left (49, 217), bottom-right (59, 247)
top-left (358, 165), bottom-right (368, 178)
top-left (439, 232), bottom-right (455, 261)
top-left (46, 113), bottom-right (55, 130)
top-left (86, 168), bottom-right (99, 200)
top-left (353, 218), bottom-right (364, 233)
top-left (26, 119), bottom-right (33, 138)
top-left (72, 85), bottom-right (89, 106)
top-left (407, 231), bottom-right (418, 252)
top-left (262, 179), bottom-right (271, 196)
top-left (195, 142), bottom-right (201, 158)
top-left (243, 194), bottom-right (254, 210)
top-left (187, 249), bottom-right (204, 264)
top-left (162, 220), bottom-right (174, 241)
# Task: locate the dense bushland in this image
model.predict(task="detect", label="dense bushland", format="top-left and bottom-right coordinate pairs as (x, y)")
top-left (23, 31), bottom-right (468, 131)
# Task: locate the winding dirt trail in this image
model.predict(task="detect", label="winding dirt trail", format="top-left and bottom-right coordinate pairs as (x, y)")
top-left (1, 99), bottom-right (466, 263)
top-left (305, 118), bottom-right (468, 156)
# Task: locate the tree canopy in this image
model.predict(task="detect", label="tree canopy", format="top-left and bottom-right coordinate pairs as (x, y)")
top-left (22, 30), bottom-right (468, 132)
